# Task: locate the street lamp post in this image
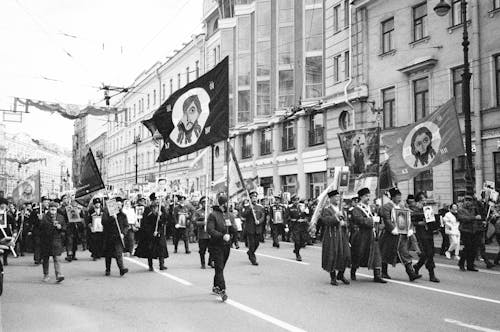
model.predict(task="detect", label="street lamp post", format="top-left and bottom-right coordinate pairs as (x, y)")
top-left (434, 0), bottom-right (474, 195)
top-left (133, 135), bottom-right (141, 185)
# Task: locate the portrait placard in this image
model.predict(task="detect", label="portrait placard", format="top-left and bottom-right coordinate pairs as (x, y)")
top-left (273, 210), bottom-right (283, 224)
top-left (92, 215), bottom-right (103, 233)
top-left (66, 206), bottom-right (82, 223)
top-left (106, 199), bottom-right (119, 216)
top-left (135, 205), bottom-right (145, 219)
top-left (177, 212), bottom-right (187, 227)
top-left (392, 208), bottom-right (410, 235)
top-left (0, 212), bottom-right (7, 229)
top-left (423, 206), bottom-right (435, 223)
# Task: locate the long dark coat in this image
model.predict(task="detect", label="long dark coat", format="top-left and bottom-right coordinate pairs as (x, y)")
top-left (379, 202), bottom-right (399, 266)
top-left (350, 205), bottom-right (381, 270)
top-left (320, 205), bottom-right (350, 272)
top-left (39, 213), bottom-right (67, 257)
top-left (102, 212), bottom-right (129, 258)
top-left (134, 211), bottom-right (169, 259)
top-left (85, 208), bottom-right (105, 258)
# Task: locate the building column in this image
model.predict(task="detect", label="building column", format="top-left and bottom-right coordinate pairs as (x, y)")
top-left (297, 116), bottom-right (306, 198)
top-left (272, 124), bottom-right (280, 193)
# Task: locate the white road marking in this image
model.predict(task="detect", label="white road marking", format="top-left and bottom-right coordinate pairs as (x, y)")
top-left (125, 257), bottom-right (308, 332)
top-left (124, 257), bottom-right (193, 286)
top-left (226, 299), bottom-right (307, 332)
top-left (444, 318), bottom-right (500, 332)
top-left (434, 262), bottom-right (500, 275)
top-left (232, 249), bottom-right (310, 265)
top-left (357, 272), bottom-right (500, 305)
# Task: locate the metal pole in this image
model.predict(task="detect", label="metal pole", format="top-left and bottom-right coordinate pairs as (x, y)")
top-left (461, 0), bottom-right (473, 195)
top-left (135, 138), bottom-right (139, 185)
top-left (211, 145), bottom-right (215, 182)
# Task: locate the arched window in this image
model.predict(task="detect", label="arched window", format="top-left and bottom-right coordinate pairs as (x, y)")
top-left (213, 18), bottom-right (219, 32)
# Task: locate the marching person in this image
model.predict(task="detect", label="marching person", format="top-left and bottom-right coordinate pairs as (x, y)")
top-left (350, 188), bottom-right (385, 283)
top-left (0, 198), bottom-right (17, 267)
top-left (194, 196), bottom-right (210, 269)
top-left (270, 196), bottom-right (286, 248)
top-left (122, 199), bottom-right (138, 257)
top-left (173, 194), bottom-right (192, 254)
top-left (134, 200), bottom-right (168, 271)
top-left (86, 198), bottom-right (105, 260)
top-left (408, 194), bottom-right (440, 283)
top-left (443, 203), bottom-right (460, 260)
top-left (30, 196), bottom-right (50, 265)
top-left (102, 197), bottom-right (129, 277)
top-left (241, 191), bottom-right (265, 266)
top-left (379, 188), bottom-right (421, 281)
top-left (39, 201), bottom-right (66, 283)
top-left (62, 198), bottom-right (86, 262)
top-left (457, 195), bottom-right (483, 272)
top-left (207, 194), bottom-right (237, 301)
top-left (290, 198), bottom-right (310, 262)
top-left (319, 190), bottom-right (351, 286)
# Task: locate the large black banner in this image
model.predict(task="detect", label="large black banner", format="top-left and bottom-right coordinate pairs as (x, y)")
top-left (143, 56), bottom-right (229, 162)
top-left (75, 148), bottom-right (105, 199)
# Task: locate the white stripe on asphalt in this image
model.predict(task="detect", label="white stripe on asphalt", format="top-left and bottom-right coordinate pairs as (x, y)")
top-left (125, 257), bottom-right (308, 332)
top-left (124, 257), bottom-right (193, 286)
top-left (434, 262), bottom-right (500, 275)
top-left (226, 299), bottom-right (307, 332)
top-left (444, 318), bottom-right (500, 332)
top-left (357, 272), bottom-right (500, 305)
top-left (232, 249), bottom-right (310, 265)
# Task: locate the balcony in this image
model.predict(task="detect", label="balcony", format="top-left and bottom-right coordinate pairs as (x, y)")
top-left (281, 136), bottom-right (295, 152)
top-left (260, 140), bottom-right (272, 156)
top-left (308, 127), bottom-right (325, 146)
top-left (241, 145), bottom-right (252, 159)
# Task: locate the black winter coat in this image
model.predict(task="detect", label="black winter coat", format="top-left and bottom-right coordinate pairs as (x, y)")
top-left (207, 206), bottom-right (237, 247)
top-left (39, 213), bottom-right (67, 257)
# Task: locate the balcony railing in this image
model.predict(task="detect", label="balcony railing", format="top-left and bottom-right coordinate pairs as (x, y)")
top-left (308, 127), bottom-right (325, 146)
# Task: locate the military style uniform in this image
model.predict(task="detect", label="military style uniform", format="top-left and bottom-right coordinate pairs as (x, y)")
top-left (270, 202), bottom-right (286, 248)
top-left (289, 201), bottom-right (309, 261)
top-left (241, 197), bottom-right (264, 265)
top-left (173, 203), bottom-right (192, 254)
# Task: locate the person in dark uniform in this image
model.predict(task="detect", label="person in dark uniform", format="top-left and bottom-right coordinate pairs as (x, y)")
top-left (173, 194), bottom-right (192, 254)
top-left (290, 197), bottom-right (310, 261)
top-left (319, 190), bottom-right (351, 285)
top-left (62, 197), bottom-right (86, 262)
top-left (86, 198), bottom-right (105, 260)
top-left (194, 196), bottom-right (210, 269)
top-left (39, 202), bottom-right (66, 283)
top-left (102, 197), bottom-right (129, 276)
top-left (270, 196), bottom-right (286, 248)
top-left (379, 188), bottom-right (421, 281)
top-left (207, 194), bottom-right (237, 301)
top-left (350, 188), bottom-right (385, 283)
top-left (30, 196), bottom-right (50, 265)
top-left (241, 191), bottom-right (264, 265)
top-left (408, 194), bottom-right (440, 282)
top-left (0, 198), bottom-right (17, 266)
top-left (134, 200), bottom-right (168, 271)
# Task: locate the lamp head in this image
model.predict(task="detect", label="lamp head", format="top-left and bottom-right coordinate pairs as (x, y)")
top-left (434, 0), bottom-right (451, 17)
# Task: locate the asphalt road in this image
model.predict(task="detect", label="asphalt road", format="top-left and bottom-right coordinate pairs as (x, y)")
top-left (1, 240), bottom-right (500, 332)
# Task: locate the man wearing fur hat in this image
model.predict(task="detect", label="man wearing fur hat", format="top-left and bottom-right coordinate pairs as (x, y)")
top-left (102, 197), bottom-right (129, 276)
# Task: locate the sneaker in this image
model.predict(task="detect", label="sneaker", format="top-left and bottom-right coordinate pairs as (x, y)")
top-left (212, 286), bottom-right (221, 295)
top-left (445, 251), bottom-right (451, 259)
top-left (220, 290), bottom-right (228, 302)
top-left (56, 275), bottom-right (65, 283)
top-left (42, 275), bottom-right (50, 283)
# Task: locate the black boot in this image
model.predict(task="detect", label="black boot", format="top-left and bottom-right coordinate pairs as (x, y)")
top-left (336, 271), bottom-right (350, 285)
top-left (373, 268), bottom-right (387, 283)
top-left (159, 257), bottom-right (167, 270)
top-left (148, 258), bottom-right (154, 271)
top-left (381, 263), bottom-right (391, 279)
top-left (413, 263), bottom-right (422, 276)
top-left (330, 271), bottom-right (338, 286)
top-left (429, 269), bottom-right (440, 283)
top-left (200, 254), bottom-right (206, 269)
top-left (350, 268), bottom-right (357, 281)
top-left (406, 264), bottom-right (422, 281)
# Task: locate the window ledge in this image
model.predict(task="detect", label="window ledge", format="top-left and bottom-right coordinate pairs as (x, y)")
top-left (448, 20), bottom-right (472, 34)
top-left (379, 49), bottom-right (397, 58)
top-left (409, 36), bottom-right (431, 48)
top-left (489, 8), bottom-right (500, 17)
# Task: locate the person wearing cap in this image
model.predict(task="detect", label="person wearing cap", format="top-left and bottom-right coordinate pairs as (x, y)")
top-left (122, 199), bottom-right (138, 257)
top-left (194, 196), bottom-right (210, 269)
top-left (241, 191), bottom-right (265, 265)
top-left (134, 200), bottom-right (168, 271)
top-left (29, 196), bottom-right (50, 265)
top-left (173, 193), bottom-right (192, 254)
top-left (319, 190), bottom-right (351, 286)
top-left (61, 196), bottom-right (86, 262)
top-left (17, 202), bottom-right (33, 257)
top-left (102, 197), bottom-right (129, 277)
top-left (207, 194), bottom-right (237, 301)
top-left (0, 198), bottom-right (17, 267)
top-left (39, 201), bottom-right (66, 283)
top-left (457, 195), bottom-right (485, 271)
top-left (379, 188), bottom-right (421, 281)
top-left (289, 197), bottom-right (310, 261)
top-left (86, 198), bottom-right (105, 260)
top-left (350, 188), bottom-right (385, 283)
top-left (270, 196), bottom-right (286, 248)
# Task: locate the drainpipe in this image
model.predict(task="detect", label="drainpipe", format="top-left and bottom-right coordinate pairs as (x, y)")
top-left (344, 0), bottom-right (355, 130)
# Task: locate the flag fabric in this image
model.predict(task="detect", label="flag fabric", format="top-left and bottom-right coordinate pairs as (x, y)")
top-left (75, 149), bottom-right (105, 199)
top-left (11, 172), bottom-right (41, 204)
top-left (188, 147), bottom-right (209, 170)
top-left (338, 127), bottom-right (380, 177)
top-left (381, 98), bottom-right (465, 182)
top-left (15, 98), bottom-right (125, 120)
top-left (143, 56), bottom-right (229, 162)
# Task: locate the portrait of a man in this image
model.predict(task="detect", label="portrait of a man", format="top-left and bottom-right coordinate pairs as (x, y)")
top-left (410, 126), bottom-right (436, 168)
top-left (176, 95), bottom-right (202, 145)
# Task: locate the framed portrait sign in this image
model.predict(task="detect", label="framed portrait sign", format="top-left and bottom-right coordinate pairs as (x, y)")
top-left (135, 205), bottom-right (145, 219)
top-left (92, 215), bottom-right (103, 233)
top-left (392, 208), bottom-right (410, 235)
top-left (273, 209), bottom-right (283, 224)
top-left (0, 211), bottom-right (7, 229)
top-left (66, 206), bottom-right (82, 223)
top-left (177, 212), bottom-right (187, 227)
top-left (234, 217), bottom-right (242, 231)
top-left (106, 199), bottom-right (119, 216)
top-left (423, 206), bottom-right (436, 223)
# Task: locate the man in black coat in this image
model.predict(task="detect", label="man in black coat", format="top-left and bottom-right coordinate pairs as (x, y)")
top-left (102, 197), bottom-right (129, 276)
top-left (39, 202), bottom-right (66, 283)
top-left (241, 191), bottom-right (264, 265)
top-left (194, 196), bottom-right (210, 269)
top-left (30, 196), bottom-right (50, 265)
top-left (207, 194), bottom-right (236, 301)
top-left (0, 198), bottom-right (17, 266)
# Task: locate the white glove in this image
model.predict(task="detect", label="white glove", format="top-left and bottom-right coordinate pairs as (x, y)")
top-left (175, 224), bottom-right (180, 229)
top-left (153, 231), bottom-right (158, 237)
top-left (391, 228), bottom-right (399, 235)
top-left (120, 233), bottom-right (124, 239)
top-left (223, 234), bottom-right (230, 242)
top-left (408, 229), bottom-right (414, 237)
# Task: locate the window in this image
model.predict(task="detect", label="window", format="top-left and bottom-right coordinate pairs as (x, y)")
top-left (495, 55), bottom-right (500, 106)
top-left (186, 67), bottom-right (190, 83)
top-left (414, 77), bottom-right (429, 121)
top-left (333, 5), bottom-right (340, 32)
top-left (260, 129), bottom-right (272, 155)
top-left (238, 90), bottom-right (250, 122)
top-left (177, 73), bottom-right (181, 89)
top-left (382, 18), bottom-right (395, 53)
top-left (452, 155), bottom-right (475, 202)
top-left (495, 152), bottom-right (500, 191)
top-left (282, 120), bottom-right (295, 151)
top-left (238, 16), bottom-right (251, 52)
top-left (257, 40), bottom-right (271, 76)
top-left (256, 0), bottom-right (271, 39)
top-left (344, 0), bottom-right (350, 27)
top-left (238, 54), bottom-right (251, 86)
top-left (305, 7), bottom-right (323, 51)
top-left (195, 61), bottom-right (200, 78)
top-left (414, 169), bottom-right (433, 197)
top-left (452, 66), bottom-right (464, 113)
top-left (452, 0), bottom-right (462, 26)
top-left (279, 70), bottom-right (294, 108)
top-left (133, 103), bottom-right (136, 118)
top-left (305, 56), bottom-right (323, 98)
top-left (162, 84), bottom-right (165, 101)
top-left (213, 48), bottom-right (217, 67)
top-left (495, 0), bottom-right (500, 10)
top-left (147, 94), bottom-right (150, 109)
top-left (413, 2), bottom-right (427, 41)
top-left (279, 0), bottom-right (294, 24)
top-left (257, 81), bottom-right (271, 116)
top-left (170, 79), bottom-right (173, 96)
top-left (344, 51), bottom-right (350, 78)
top-left (309, 112), bottom-right (324, 146)
top-left (308, 172), bottom-right (326, 199)
top-left (281, 174), bottom-right (297, 195)
top-left (333, 55), bottom-right (340, 82)
top-left (382, 87), bottom-right (396, 129)
top-left (278, 26), bottom-right (294, 65)
top-left (241, 133), bottom-right (252, 159)
top-left (153, 90), bottom-right (156, 105)
top-left (141, 98), bottom-right (144, 112)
